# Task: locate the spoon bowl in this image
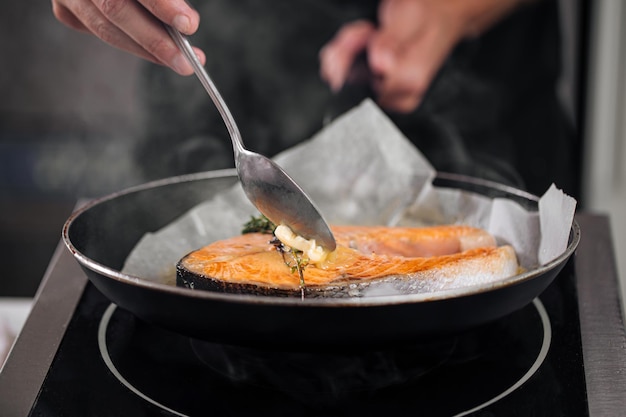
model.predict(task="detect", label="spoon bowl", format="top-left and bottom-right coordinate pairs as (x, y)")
top-left (166, 26), bottom-right (335, 251)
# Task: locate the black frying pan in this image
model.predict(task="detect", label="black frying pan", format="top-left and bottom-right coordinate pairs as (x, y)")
top-left (62, 170), bottom-right (579, 350)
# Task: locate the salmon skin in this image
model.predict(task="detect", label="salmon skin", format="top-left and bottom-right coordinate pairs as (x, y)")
top-left (176, 225), bottom-right (519, 298)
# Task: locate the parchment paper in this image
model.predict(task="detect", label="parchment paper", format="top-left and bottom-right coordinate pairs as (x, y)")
top-left (123, 99), bottom-right (576, 292)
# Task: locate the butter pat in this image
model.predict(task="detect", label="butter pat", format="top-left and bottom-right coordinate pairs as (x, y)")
top-left (274, 224), bottom-right (330, 264)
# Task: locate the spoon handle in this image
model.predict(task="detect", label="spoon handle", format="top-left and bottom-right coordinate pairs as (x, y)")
top-left (165, 25), bottom-right (246, 155)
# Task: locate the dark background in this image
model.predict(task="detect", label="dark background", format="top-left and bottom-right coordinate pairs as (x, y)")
top-left (0, 2), bottom-right (146, 296)
top-left (0, 1), bottom-right (587, 297)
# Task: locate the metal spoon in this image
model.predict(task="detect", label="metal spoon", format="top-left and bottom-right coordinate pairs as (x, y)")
top-left (166, 26), bottom-right (336, 251)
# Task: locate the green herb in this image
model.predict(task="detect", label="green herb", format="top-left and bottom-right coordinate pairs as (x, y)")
top-left (271, 236), bottom-right (308, 298)
top-left (242, 214), bottom-right (276, 234)
top-left (243, 216), bottom-right (308, 298)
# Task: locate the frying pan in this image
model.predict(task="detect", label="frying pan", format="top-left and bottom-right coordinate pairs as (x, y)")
top-left (62, 170), bottom-right (579, 350)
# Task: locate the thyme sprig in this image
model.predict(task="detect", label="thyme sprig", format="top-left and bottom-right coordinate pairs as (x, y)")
top-left (271, 237), bottom-right (308, 297)
top-left (243, 215), bottom-right (308, 298)
top-left (242, 214), bottom-right (276, 234)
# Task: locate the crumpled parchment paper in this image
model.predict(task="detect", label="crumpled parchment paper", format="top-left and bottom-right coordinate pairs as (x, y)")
top-left (123, 99), bottom-right (576, 292)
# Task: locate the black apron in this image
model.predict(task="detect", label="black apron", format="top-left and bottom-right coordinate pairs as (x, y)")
top-left (135, 0), bottom-right (579, 199)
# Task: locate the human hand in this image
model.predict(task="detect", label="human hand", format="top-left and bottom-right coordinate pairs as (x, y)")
top-left (51, 0), bottom-right (205, 75)
top-left (320, 0), bottom-right (526, 113)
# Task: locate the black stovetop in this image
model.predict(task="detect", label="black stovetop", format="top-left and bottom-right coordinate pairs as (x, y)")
top-left (1, 214), bottom-right (625, 416)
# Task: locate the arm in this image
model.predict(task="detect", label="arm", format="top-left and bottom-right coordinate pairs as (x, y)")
top-left (319, 0), bottom-right (534, 113)
top-left (51, 0), bottom-right (205, 75)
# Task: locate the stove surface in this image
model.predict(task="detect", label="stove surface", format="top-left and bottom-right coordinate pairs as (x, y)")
top-left (1, 214), bottom-right (624, 416)
top-left (31, 277), bottom-right (583, 416)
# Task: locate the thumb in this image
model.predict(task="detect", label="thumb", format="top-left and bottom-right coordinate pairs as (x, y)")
top-left (319, 20), bottom-right (376, 92)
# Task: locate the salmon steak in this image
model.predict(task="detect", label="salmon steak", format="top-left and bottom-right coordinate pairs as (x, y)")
top-left (176, 224), bottom-right (520, 298)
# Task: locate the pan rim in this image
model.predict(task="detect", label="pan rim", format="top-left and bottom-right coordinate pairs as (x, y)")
top-left (62, 170), bottom-right (580, 308)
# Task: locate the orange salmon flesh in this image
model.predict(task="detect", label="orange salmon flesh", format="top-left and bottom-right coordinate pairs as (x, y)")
top-left (177, 225), bottom-right (519, 291)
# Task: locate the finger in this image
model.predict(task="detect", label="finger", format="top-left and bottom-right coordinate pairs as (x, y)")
top-left (52, 1), bottom-right (89, 33)
top-left (375, 86), bottom-right (423, 113)
top-left (369, 0), bottom-right (462, 112)
top-left (377, 0), bottom-right (427, 42)
top-left (53, 0), bottom-right (143, 53)
top-left (58, 0), bottom-right (164, 65)
top-left (90, 0), bottom-right (199, 74)
top-left (369, 52), bottom-right (438, 113)
top-left (366, 33), bottom-right (430, 112)
top-left (370, 0), bottom-right (429, 76)
top-left (191, 46), bottom-right (205, 67)
top-left (319, 20), bottom-right (375, 92)
top-left (137, 0), bottom-right (200, 35)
